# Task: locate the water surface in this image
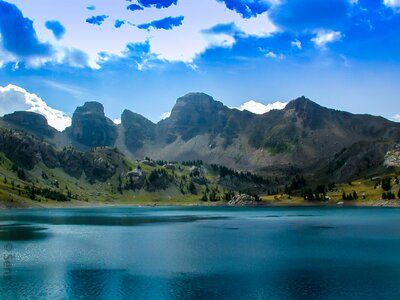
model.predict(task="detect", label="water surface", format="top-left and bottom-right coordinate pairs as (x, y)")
top-left (1, 206), bottom-right (400, 299)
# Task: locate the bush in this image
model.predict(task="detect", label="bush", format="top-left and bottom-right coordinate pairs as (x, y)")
top-left (382, 177), bottom-right (391, 191)
top-left (382, 192), bottom-right (396, 200)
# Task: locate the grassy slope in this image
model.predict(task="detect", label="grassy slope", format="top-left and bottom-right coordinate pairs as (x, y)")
top-left (1, 146), bottom-right (399, 208)
top-left (0, 152), bottom-right (228, 208)
top-left (261, 169), bottom-right (400, 206)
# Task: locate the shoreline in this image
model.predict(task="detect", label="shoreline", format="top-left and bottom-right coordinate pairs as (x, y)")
top-left (2, 198), bottom-right (400, 210)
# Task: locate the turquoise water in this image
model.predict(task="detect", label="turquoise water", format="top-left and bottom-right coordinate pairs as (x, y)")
top-left (1, 206), bottom-right (400, 299)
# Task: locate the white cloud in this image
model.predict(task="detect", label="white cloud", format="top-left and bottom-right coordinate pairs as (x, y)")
top-left (0, 84), bottom-right (71, 131)
top-left (264, 51), bottom-right (285, 59)
top-left (291, 39), bottom-right (302, 49)
top-left (391, 114), bottom-right (400, 122)
top-left (113, 118), bottom-right (121, 125)
top-left (161, 111), bottom-right (171, 119)
top-left (384, 0), bottom-right (400, 9)
top-left (312, 30), bottom-right (342, 48)
top-left (236, 100), bottom-right (287, 114)
top-left (6, 0), bottom-right (276, 67)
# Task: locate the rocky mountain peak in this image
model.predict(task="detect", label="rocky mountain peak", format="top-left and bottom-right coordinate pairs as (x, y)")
top-left (74, 101), bottom-right (105, 116)
top-left (285, 96), bottom-right (322, 112)
top-left (67, 101), bottom-right (117, 147)
top-left (121, 109), bottom-right (156, 152)
top-left (164, 93), bottom-right (227, 141)
top-left (172, 93), bottom-right (224, 116)
top-left (2, 111), bottom-right (56, 137)
top-left (121, 109), bottom-right (154, 126)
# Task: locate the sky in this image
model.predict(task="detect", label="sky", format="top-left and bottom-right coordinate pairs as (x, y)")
top-left (0, 0), bottom-right (399, 130)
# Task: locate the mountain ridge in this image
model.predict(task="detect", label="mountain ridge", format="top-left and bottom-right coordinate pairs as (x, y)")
top-left (1, 93), bottom-right (399, 180)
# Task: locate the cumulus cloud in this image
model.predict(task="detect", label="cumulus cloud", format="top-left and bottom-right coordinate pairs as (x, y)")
top-left (236, 100), bottom-right (287, 114)
top-left (0, 84), bottom-right (71, 131)
top-left (312, 30), bottom-right (342, 47)
top-left (138, 16), bottom-right (184, 30)
top-left (138, 0), bottom-right (178, 9)
top-left (0, 1), bottom-right (51, 57)
top-left (140, 0), bottom-right (276, 62)
top-left (217, 0), bottom-right (270, 19)
top-left (3, 0), bottom-right (276, 66)
top-left (113, 118), bottom-right (122, 124)
top-left (45, 20), bottom-right (66, 40)
top-left (86, 15), bottom-right (109, 26)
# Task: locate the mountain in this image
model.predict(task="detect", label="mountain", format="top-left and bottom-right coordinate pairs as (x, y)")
top-left (1, 92), bottom-right (400, 183)
top-left (0, 92), bottom-right (399, 207)
top-left (114, 93), bottom-right (400, 176)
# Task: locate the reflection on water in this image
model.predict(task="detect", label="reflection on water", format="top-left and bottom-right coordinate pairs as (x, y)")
top-left (0, 224), bottom-right (49, 241)
top-left (1, 207), bottom-right (400, 299)
top-left (0, 214), bottom-right (227, 227)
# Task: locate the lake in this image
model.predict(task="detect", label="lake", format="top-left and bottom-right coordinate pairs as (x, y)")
top-left (1, 206), bottom-right (400, 299)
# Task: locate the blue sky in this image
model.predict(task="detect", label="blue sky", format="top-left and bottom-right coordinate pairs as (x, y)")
top-left (0, 0), bottom-right (399, 130)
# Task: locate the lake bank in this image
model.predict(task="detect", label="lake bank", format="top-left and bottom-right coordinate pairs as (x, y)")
top-left (2, 196), bottom-right (400, 209)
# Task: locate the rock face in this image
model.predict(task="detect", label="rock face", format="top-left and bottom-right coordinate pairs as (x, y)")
top-left (83, 148), bottom-right (123, 182)
top-left (58, 148), bottom-right (84, 178)
top-left (2, 111), bottom-right (56, 137)
top-left (227, 194), bottom-right (260, 206)
top-left (67, 102), bottom-right (117, 147)
top-left (126, 169), bottom-right (146, 190)
top-left (121, 109), bottom-right (155, 152)
top-left (162, 93), bottom-right (227, 142)
top-left (385, 144), bottom-right (400, 168)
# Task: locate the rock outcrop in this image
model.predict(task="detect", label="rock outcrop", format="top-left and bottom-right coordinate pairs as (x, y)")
top-left (227, 194), bottom-right (261, 206)
top-left (385, 144), bottom-right (400, 168)
top-left (67, 101), bottom-right (117, 147)
top-left (121, 109), bottom-right (156, 151)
